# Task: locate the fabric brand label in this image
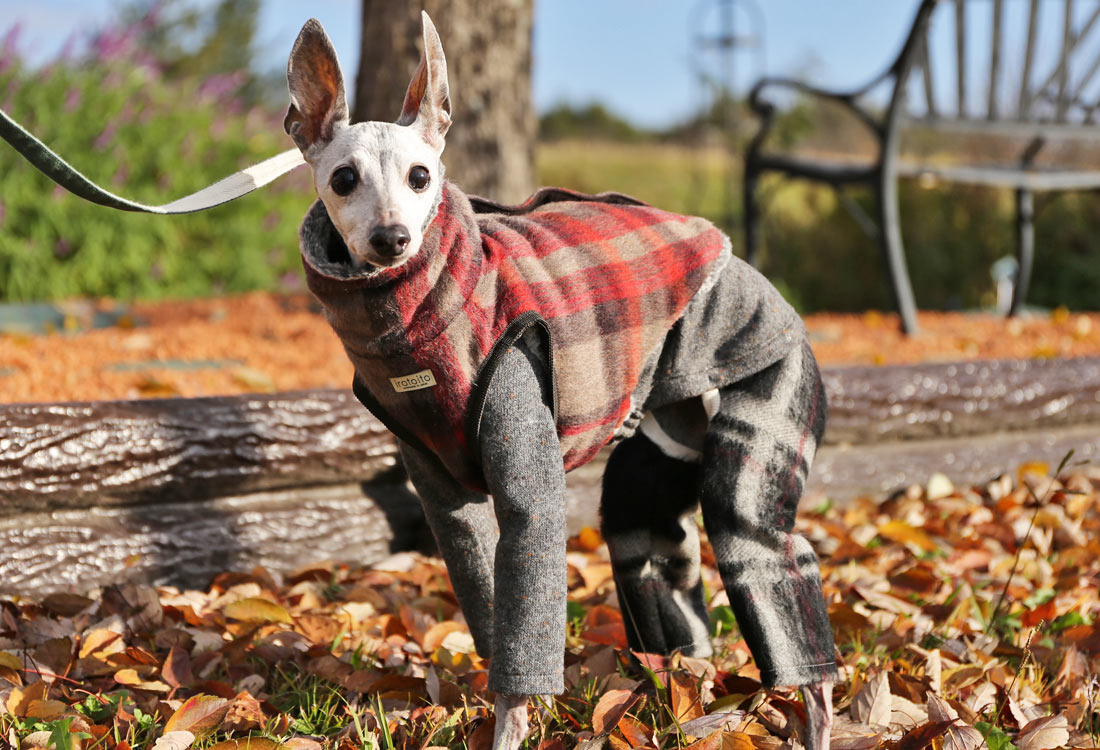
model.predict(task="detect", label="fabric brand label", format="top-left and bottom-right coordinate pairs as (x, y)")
top-left (390, 369), bottom-right (437, 393)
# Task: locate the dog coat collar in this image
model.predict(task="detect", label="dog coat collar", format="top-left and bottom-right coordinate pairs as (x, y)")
top-left (300, 182), bottom-right (727, 491)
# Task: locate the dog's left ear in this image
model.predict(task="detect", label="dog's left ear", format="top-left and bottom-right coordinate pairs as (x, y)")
top-left (285, 18), bottom-right (349, 154)
top-left (397, 11), bottom-right (451, 151)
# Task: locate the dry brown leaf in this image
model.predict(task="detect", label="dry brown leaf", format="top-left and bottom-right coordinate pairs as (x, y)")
top-left (830, 716), bottom-right (881, 750)
top-left (894, 720), bottom-right (956, 750)
top-left (617, 715), bottom-right (654, 748)
top-left (422, 621), bottom-right (466, 654)
top-left (162, 646), bottom-right (193, 689)
top-left (1017, 715), bottom-right (1071, 750)
top-left (670, 672), bottom-right (706, 724)
top-left (592, 688), bottom-right (641, 735)
top-left (219, 691), bottom-right (265, 732)
top-left (850, 671), bottom-right (892, 727)
top-left (79, 628), bottom-right (124, 659)
top-left (152, 731), bottom-right (196, 750)
top-left (222, 598), bottom-right (291, 624)
top-left (282, 740), bottom-right (323, 750)
top-left (878, 520), bottom-right (937, 552)
top-left (207, 740), bottom-right (283, 750)
top-left (115, 668), bottom-right (171, 693)
top-left (24, 699), bottom-right (67, 721)
top-left (7, 679), bottom-right (47, 717)
top-left (163, 694), bottom-right (231, 739)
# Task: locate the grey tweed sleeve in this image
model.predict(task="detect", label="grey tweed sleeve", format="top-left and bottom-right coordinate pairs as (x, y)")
top-left (479, 339), bottom-right (568, 696)
top-left (399, 441), bottom-right (498, 658)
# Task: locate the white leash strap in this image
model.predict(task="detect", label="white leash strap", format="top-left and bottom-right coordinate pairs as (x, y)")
top-left (0, 107), bottom-right (306, 214)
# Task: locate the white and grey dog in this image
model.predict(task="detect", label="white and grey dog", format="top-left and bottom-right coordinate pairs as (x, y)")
top-left (286, 13), bottom-right (836, 750)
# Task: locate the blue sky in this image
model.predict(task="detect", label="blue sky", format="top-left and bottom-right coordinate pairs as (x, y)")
top-left (0, 1), bottom-right (920, 128)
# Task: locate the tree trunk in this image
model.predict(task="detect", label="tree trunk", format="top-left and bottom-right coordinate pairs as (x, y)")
top-left (353, 0), bottom-right (535, 202)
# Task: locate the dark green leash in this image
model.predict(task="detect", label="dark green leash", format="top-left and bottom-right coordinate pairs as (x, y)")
top-left (0, 107), bottom-right (305, 214)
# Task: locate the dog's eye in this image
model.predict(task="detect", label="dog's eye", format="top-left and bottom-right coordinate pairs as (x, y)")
top-left (330, 166), bottom-right (358, 197)
top-left (408, 165), bottom-right (430, 192)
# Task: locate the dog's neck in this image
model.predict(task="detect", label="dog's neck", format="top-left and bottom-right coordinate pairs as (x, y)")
top-left (300, 181), bottom-right (485, 357)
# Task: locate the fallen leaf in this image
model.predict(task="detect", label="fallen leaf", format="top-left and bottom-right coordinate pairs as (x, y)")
top-left (1016, 715), bottom-right (1070, 750)
top-left (592, 689), bottom-right (641, 735)
top-left (850, 672), bottom-right (892, 727)
top-left (219, 692), bottom-right (265, 732)
top-left (670, 672), bottom-right (706, 724)
top-left (894, 720), bottom-right (955, 750)
top-left (115, 668), bottom-right (171, 693)
top-left (25, 699), bottom-right (67, 720)
top-left (207, 740), bottom-right (284, 750)
top-left (162, 646), bottom-right (193, 688)
top-left (422, 621), bottom-right (466, 653)
top-left (222, 597), bottom-right (291, 624)
top-left (41, 593), bottom-right (94, 618)
top-left (679, 711), bottom-right (745, 739)
top-left (21, 730), bottom-right (54, 749)
top-left (164, 694), bottom-right (231, 739)
top-left (878, 520), bottom-right (937, 552)
top-left (282, 740), bottom-right (323, 750)
top-left (152, 731), bottom-right (196, 750)
top-left (7, 680), bottom-right (47, 717)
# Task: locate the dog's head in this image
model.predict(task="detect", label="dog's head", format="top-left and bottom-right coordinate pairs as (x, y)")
top-left (285, 13), bottom-right (450, 269)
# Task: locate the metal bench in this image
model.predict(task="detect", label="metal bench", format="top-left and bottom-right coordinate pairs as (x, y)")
top-left (744, 0), bottom-right (1100, 334)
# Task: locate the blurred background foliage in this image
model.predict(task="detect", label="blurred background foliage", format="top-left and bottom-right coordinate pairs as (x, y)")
top-left (1, 0), bottom-right (1097, 312)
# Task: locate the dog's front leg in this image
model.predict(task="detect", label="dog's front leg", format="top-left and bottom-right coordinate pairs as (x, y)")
top-left (400, 442), bottom-right (498, 656)
top-left (479, 339), bottom-right (569, 750)
top-left (802, 679), bottom-right (833, 750)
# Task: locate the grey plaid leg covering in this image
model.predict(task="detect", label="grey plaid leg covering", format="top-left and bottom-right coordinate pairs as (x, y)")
top-left (399, 442), bottom-right (498, 658)
top-left (699, 342), bottom-right (838, 687)
top-left (601, 434), bottom-right (712, 658)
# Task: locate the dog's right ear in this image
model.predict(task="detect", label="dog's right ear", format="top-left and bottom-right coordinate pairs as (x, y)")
top-left (396, 11), bottom-right (451, 151)
top-left (285, 18), bottom-right (349, 154)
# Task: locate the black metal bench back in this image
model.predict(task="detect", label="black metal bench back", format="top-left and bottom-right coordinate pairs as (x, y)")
top-left (899, 0), bottom-right (1100, 128)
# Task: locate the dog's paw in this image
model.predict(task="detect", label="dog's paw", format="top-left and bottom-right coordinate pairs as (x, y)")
top-left (492, 693), bottom-right (529, 750)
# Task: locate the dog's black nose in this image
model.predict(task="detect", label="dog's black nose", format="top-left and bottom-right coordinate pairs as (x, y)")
top-left (369, 224), bottom-right (411, 256)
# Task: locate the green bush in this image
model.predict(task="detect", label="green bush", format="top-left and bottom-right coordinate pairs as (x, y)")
top-left (0, 35), bottom-right (314, 302)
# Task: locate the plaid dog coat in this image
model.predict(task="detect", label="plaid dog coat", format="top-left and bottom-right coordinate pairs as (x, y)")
top-left (300, 184), bottom-right (726, 492)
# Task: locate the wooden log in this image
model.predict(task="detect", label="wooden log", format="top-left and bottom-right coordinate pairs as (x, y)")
top-left (822, 356), bottom-right (1100, 444)
top-left (4, 357), bottom-right (1099, 513)
top-left (0, 481), bottom-right (427, 595)
top-left (1, 389), bottom-right (401, 513)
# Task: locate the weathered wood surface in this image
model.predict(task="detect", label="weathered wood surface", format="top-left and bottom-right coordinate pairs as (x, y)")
top-left (4, 357), bottom-right (1098, 513)
top-left (822, 356), bottom-right (1100, 443)
top-left (4, 356), bottom-right (1100, 594)
top-left (1, 390), bottom-right (400, 513)
top-left (0, 481), bottom-right (427, 595)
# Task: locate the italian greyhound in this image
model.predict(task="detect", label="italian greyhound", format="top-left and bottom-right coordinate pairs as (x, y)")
top-left (286, 13), bottom-right (836, 750)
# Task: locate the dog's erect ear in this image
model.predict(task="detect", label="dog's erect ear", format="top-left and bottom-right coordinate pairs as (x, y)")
top-left (285, 18), bottom-right (349, 153)
top-left (396, 11), bottom-right (451, 149)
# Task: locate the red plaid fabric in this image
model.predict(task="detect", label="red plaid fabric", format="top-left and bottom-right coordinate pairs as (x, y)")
top-left (302, 184), bottom-right (727, 492)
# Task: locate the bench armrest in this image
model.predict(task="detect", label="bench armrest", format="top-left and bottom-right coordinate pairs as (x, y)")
top-left (747, 76), bottom-right (885, 144)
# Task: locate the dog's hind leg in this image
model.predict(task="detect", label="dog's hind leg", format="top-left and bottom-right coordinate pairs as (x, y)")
top-left (601, 431), bottom-right (712, 657)
top-left (697, 342), bottom-right (837, 688)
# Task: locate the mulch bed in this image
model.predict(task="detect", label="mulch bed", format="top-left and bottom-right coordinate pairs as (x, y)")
top-left (1, 293), bottom-right (1098, 403)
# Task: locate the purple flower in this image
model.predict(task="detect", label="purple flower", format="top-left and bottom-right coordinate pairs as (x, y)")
top-left (279, 271), bottom-right (303, 293)
top-left (90, 26), bottom-right (137, 63)
top-left (198, 71), bottom-right (246, 108)
top-left (0, 24), bottom-right (22, 74)
top-left (64, 86), bottom-right (82, 113)
top-left (93, 122), bottom-right (118, 150)
top-left (55, 238), bottom-right (73, 259)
